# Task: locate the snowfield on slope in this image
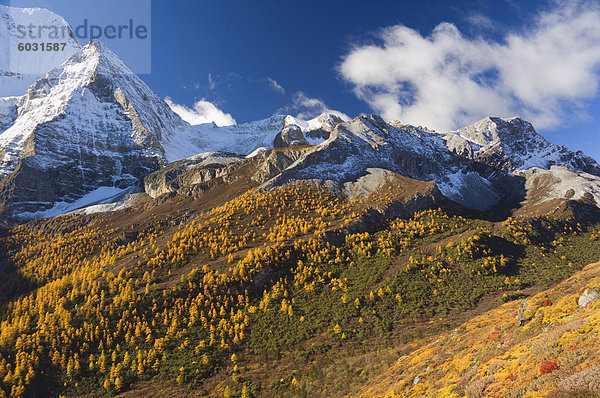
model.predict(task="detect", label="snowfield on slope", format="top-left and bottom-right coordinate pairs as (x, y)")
top-left (17, 186), bottom-right (130, 219)
top-left (0, 5), bottom-right (82, 97)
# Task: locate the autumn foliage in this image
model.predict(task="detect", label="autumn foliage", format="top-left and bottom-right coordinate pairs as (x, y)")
top-left (0, 185), bottom-right (596, 396)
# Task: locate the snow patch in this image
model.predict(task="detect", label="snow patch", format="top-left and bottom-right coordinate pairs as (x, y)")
top-left (246, 147), bottom-right (268, 158)
top-left (17, 186), bottom-right (128, 219)
top-left (523, 166), bottom-right (600, 205)
top-left (67, 192), bottom-right (143, 215)
top-left (437, 170), bottom-right (500, 211)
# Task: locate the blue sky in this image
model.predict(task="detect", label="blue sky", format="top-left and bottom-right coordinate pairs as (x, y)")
top-left (4, 0), bottom-right (600, 161)
top-left (146, 0), bottom-right (600, 161)
top-left (147, 0), bottom-right (531, 117)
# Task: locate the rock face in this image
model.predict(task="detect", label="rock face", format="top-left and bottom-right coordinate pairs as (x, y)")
top-left (442, 116), bottom-right (600, 175)
top-left (273, 123), bottom-right (308, 148)
top-left (145, 114), bottom-right (600, 215)
top-left (144, 152), bottom-right (246, 198)
top-left (144, 147), bottom-right (309, 199)
top-left (0, 40), bottom-right (188, 217)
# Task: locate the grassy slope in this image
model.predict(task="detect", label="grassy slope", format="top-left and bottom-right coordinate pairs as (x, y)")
top-left (357, 260), bottom-right (600, 398)
top-left (0, 184), bottom-right (598, 397)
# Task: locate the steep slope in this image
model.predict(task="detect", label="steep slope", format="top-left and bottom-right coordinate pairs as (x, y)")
top-left (0, 5), bottom-right (81, 97)
top-left (0, 40), bottom-right (190, 217)
top-left (0, 180), bottom-right (599, 397)
top-left (357, 260), bottom-right (600, 398)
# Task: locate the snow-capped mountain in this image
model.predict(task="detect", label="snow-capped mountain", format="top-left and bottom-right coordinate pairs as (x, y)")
top-left (146, 114), bottom-right (600, 214)
top-left (0, 33), bottom-right (340, 218)
top-left (442, 116), bottom-right (600, 175)
top-left (0, 39), bottom-right (192, 217)
top-left (0, 15), bottom-right (598, 219)
top-left (0, 5), bottom-right (81, 97)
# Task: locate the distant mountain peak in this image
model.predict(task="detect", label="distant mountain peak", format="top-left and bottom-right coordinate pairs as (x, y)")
top-left (442, 116), bottom-right (600, 174)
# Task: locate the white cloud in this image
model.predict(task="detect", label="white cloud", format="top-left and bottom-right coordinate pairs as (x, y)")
top-left (284, 91), bottom-right (350, 121)
top-left (464, 13), bottom-right (495, 31)
top-left (264, 77), bottom-right (285, 95)
top-left (208, 73), bottom-right (216, 90)
top-left (339, 1), bottom-right (600, 131)
top-left (165, 97), bottom-right (236, 127)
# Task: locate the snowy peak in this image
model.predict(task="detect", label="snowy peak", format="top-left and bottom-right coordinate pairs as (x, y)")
top-left (452, 116), bottom-right (540, 150)
top-left (70, 40), bottom-right (139, 82)
top-left (283, 112), bottom-right (346, 133)
top-left (0, 5), bottom-right (82, 97)
top-left (443, 116), bottom-right (600, 174)
top-left (0, 39), bottom-right (192, 218)
top-left (0, 40), bottom-right (186, 176)
top-left (166, 112), bottom-right (348, 161)
top-left (273, 113), bottom-right (346, 147)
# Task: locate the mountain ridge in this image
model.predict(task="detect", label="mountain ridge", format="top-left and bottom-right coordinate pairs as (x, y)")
top-left (443, 116), bottom-right (600, 175)
top-left (0, 36), bottom-right (598, 220)
top-left (144, 113), bottom-right (600, 218)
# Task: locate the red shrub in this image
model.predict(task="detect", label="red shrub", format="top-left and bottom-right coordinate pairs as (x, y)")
top-left (543, 299), bottom-right (552, 306)
top-left (540, 360), bottom-right (559, 375)
top-left (569, 342), bottom-right (580, 350)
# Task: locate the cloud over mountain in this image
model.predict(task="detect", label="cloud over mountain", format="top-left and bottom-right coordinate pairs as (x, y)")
top-left (278, 91), bottom-right (350, 121)
top-left (339, 1), bottom-right (600, 131)
top-left (165, 98), bottom-right (236, 127)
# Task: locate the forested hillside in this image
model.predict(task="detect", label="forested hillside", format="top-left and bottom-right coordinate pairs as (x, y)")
top-left (0, 184), bottom-right (598, 397)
